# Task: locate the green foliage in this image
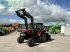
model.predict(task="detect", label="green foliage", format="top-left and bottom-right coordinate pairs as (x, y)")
top-left (49, 19), bottom-right (63, 34)
top-left (0, 28), bottom-right (6, 35)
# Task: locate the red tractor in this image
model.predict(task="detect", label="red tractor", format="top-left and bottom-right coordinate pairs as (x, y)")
top-left (16, 8), bottom-right (51, 47)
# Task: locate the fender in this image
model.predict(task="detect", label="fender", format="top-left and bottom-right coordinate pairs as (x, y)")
top-left (38, 29), bottom-right (46, 36)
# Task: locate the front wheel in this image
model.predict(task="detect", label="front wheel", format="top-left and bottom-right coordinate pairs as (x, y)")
top-left (27, 38), bottom-right (35, 47)
top-left (17, 36), bottom-right (24, 43)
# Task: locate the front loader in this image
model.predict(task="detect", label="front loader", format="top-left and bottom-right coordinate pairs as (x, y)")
top-left (16, 8), bottom-right (51, 47)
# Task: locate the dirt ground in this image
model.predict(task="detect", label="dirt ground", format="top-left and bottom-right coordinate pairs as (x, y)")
top-left (0, 31), bottom-right (70, 52)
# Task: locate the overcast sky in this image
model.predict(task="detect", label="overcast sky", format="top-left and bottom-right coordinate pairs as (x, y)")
top-left (0, 0), bottom-right (70, 25)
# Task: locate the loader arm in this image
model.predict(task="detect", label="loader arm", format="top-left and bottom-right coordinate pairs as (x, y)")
top-left (21, 9), bottom-right (34, 31)
top-left (16, 10), bottom-right (28, 29)
top-left (16, 8), bottom-right (35, 37)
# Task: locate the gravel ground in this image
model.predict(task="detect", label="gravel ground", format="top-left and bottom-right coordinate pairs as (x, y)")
top-left (0, 31), bottom-right (70, 52)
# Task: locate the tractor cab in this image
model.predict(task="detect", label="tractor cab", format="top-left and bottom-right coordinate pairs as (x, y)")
top-left (29, 23), bottom-right (43, 31)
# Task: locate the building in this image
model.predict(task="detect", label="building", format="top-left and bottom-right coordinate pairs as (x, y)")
top-left (61, 24), bottom-right (70, 35)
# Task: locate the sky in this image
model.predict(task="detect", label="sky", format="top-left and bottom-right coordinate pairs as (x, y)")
top-left (0, 0), bottom-right (70, 25)
top-left (49, 0), bottom-right (70, 10)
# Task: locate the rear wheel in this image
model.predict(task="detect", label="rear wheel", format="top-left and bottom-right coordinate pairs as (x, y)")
top-left (27, 38), bottom-right (35, 47)
top-left (17, 36), bottom-right (24, 43)
top-left (46, 35), bottom-right (51, 40)
top-left (40, 34), bottom-right (46, 42)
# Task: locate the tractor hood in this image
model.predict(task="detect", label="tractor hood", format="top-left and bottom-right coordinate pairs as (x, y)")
top-left (19, 29), bottom-right (32, 34)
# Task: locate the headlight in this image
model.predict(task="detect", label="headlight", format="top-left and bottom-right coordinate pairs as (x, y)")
top-left (20, 33), bottom-right (25, 36)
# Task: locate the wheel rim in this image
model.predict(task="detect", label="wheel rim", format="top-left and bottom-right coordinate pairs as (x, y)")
top-left (31, 40), bottom-right (34, 45)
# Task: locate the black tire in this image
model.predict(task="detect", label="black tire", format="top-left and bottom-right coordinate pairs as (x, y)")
top-left (27, 38), bottom-right (34, 47)
top-left (46, 35), bottom-right (51, 40)
top-left (40, 34), bottom-right (46, 42)
top-left (17, 36), bottom-right (24, 43)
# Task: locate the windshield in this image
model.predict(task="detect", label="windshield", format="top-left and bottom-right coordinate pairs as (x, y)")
top-left (29, 23), bottom-right (42, 30)
top-left (18, 24), bottom-right (25, 29)
top-left (28, 24), bottom-right (36, 29)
